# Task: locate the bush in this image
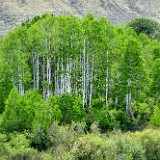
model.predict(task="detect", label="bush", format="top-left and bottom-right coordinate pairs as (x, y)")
top-left (30, 129), bottom-right (49, 151)
top-left (1, 88), bottom-right (44, 132)
top-left (112, 132), bottom-right (145, 160)
top-left (134, 129), bottom-right (160, 160)
top-left (87, 107), bottom-right (131, 132)
top-left (71, 132), bottom-right (145, 160)
top-left (0, 132), bottom-right (41, 159)
top-left (71, 134), bottom-right (117, 160)
top-left (0, 88), bottom-right (22, 132)
top-left (112, 110), bottom-right (131, 130)
top-left (47, 121), bottom-right (85, 156)
top-left (89, 107), bottom-right (121, 132)
top-left (52, 94), bottom-right (86, 124)
top-left (150, 106), bottom-right (160, 127)
top-left (132, 101), bottom-right (152, 126)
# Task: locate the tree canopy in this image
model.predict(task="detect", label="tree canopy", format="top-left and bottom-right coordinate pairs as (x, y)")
top-left (0, 14), bottom-right (160, 159)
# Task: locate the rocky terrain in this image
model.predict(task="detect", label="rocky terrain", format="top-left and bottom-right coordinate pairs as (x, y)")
top-left (0, 0), bottom-right (160, 37)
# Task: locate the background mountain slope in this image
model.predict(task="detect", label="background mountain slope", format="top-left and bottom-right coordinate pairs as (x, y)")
top-left (0, 0), bottom-right (160, 37)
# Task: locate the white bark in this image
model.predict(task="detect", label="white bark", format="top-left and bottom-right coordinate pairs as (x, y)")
top-left (33, 52), bottom-right (39, 89)
top-left (106, 50), bottom-right (109, 106)
top-left (45, 37), bottom-right (52, 98)
top-left (89, 56), bottom-right (94, 109)
top-left (54, 55), bottom-right (59, 96)
top-left (86, 52), bottom-right (89, 107)
top-left (33, 53), bottom-right (36, 88)
top-left (126, 93), bottom-right (129, 112)
top-left (126, 79), bottom-right (135, 121)
top-left (66, 58), bottom-right (72, 93)
top-left (18, 65), bottom-right (24, 96)
top-left (54, 66), bottom-right (57, 95)
top-left (46, 55), bottom-right (51, 98)
top-left (60, 58), bottom-right (64, 95)
top-left (36, 53), bottom-right (39, 88)
top-left (54, 55), bottom-right (57, 95)
top-left (82, 39), bottom-right (86, 108)
top-left (57, 61), bottom-right (59, 95)
top-left (75, 57), bottom-right (78, 96)
top-left (114, 95), bottom-right (118, 109)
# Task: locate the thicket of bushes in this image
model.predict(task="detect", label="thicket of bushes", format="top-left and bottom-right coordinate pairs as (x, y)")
top-left (0, 128), bottom-right (160, 160)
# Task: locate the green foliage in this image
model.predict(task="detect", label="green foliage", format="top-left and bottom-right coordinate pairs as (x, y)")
top-left (150, 106), bottom-right (160, 127)
top-left (0, 132), bottom-right (41, 160)
top-left (71, 132), bottom-right (146, 160)
top-left (48, 96), bottom-right (62, 122)
top-left (113, 133), bottom-right (145, 160)
top-left (87, 107), bottom-right (131, 132)
top-left (1, 88), bottom-right (21, 132)
top-left (58, 94), bottom-right (86, 124)
top-left (0, 56), bottom-right (13, 113)
top-left (132, 101), bottom-right (152, 125)
top-left (1, 88), bottom-right (44, 132)
top-left (20, 89), bottom-right (43, 131)
top-left (70, 96), bottom-right (86, 122)
top-left (30, 129), bottom-right (49, 151)
top-left (95, 107), bottom-right (117, 131)
top-left (112, 110), bottom-right (131, 130)
top-left (47, 121), bottom-right (85, 157)
top-left (134, 129), bottom-right (160, 160)
top-left (1, 14), bottom-right (160, 159)
top-left (152, 58), bottom-right (160, 95)
top-left (0, 14), bottom-right (159, 129)
top-left (128, 18), bottom-right (160, 39)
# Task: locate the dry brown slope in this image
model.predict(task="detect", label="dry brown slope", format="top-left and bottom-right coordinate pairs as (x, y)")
top-left (0, 0), bottom-right (160, 37)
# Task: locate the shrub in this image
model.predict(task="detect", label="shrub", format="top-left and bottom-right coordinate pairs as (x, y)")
top-left (150, 106), bottom-right (160, 127)
top-left (0, 132), bottom-right (41, 159)
top-left (51, 94), bottom-right (86, 124)
top-left (71, 132), bottom-right (145, 160)
top-left (47, 121), bottom-right (85, 155)
top-left (1, 88), bottom-right (44, 132)
top-left (0, 88), bottom-right (22, 132)
top-left (71, 134), bottom-right (117, 160)
top-left (134, 129), bottom-right (160, 160)
top-left (30, 129), bottom-right (49, 151)
top-left (112, 133), bottom-right (145, 160)
top-left (132, 101), bottom-right (152, 126)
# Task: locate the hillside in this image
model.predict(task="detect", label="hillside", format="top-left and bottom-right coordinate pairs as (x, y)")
top-left (1, 14), bottom-right (160, 159)
top-left (0, 0), bottom-right (160, 37)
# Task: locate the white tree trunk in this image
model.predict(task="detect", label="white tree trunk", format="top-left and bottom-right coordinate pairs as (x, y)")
top-left (65, 58), bottom-right (72, 93)
top-left (33, 53), bottom-right (39, 89)
top-left (114, 95), bottom-right (118, 109)
top-left (36, 53), bottom-right (39, 88)
top-left (57, 61), bottom-right (59, 95)
top-left (33, 53), bottom-right (36, 88)
top-left (82, 39), bottom-right (86, 108)
top-left (46, 55), bottom-right (51, 98)
top-left (54, 55), bottom-right (57, 95)
top-left (126, 93), bottom-right (129, 112)
top-left (54, 66), bottom-right (57, 95)
top-left (106, 50), bottom-right (109, 106)
top-left (126, 79), bottom-right (136, 121)
top-left (44, 37), bottom-right (52, 98)
top-left (89, 56), bottom-right (94, 109)
top-left (75, 57), bottom-right (78, 96)
top-left (86, 52), bottom-right (89, 107)
top-left (60, 58), bottom-right (64, 95)
top-left (18, 65), bottom-right (24, 96)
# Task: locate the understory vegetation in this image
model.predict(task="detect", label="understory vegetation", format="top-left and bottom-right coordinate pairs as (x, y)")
top-left (0, 14), bottom-right (160, 159)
